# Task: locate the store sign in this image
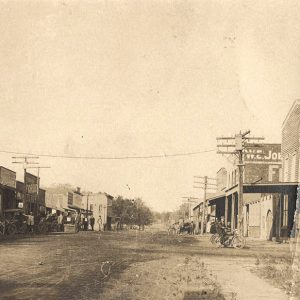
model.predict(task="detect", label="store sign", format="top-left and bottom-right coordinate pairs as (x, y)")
top-left (25, 172), bottom-right (38, 194)
top-left (0, 167), bottom-right (16, 188)
top-left (67, 192), bottom-right (73, 205)
top-left (73, 193), bottom-right (82, 208)
top-left (244, 144), bottom-right (281, 162)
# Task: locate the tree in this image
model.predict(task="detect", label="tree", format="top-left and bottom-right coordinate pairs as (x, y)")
top-left (112, 197), bottom-right (153, 230)
top-left (112, 196), bottom-right (135, 229)
top-left (134, 198), bottom-right (153, 230)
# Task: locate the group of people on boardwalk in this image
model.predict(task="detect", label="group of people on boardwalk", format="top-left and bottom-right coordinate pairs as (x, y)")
top-left (74, 212), bottom-right (104, 233)
top-left (0, 209), bottom-right (106, 236)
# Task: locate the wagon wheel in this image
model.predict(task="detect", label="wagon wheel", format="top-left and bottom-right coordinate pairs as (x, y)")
top-left (6, 223), bottom-right (17, 235)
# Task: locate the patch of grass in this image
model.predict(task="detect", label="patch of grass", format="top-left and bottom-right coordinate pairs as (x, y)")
top-left (252, 254), bottom-right (300, 297)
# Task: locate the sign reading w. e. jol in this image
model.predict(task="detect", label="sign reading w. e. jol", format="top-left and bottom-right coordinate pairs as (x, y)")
top-left (0, 167), bottom-right (16, 188)
top-left (244, 144), bottom-right (281, 162)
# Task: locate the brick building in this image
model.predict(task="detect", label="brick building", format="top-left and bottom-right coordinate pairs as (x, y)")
top-left (216, 168), bottom-right (227, 192)
top-left (226, 143), bottom-right (282, 188)
top-left (206, 101), bottom-right (299, 240)
top-left (206, 143), bottom-right (283, 236)
top-left (281, 99), bottom-right (300, 238)
top-left (282, 99), bottom-right (300, 182)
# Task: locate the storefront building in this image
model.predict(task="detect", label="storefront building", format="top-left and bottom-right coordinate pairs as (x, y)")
top-left (282, 99), bottom-right (300, 183)
top-left (192, 168), bottom-right (226, 234)
top-left (0, 166), bottom-right (16, 216)
top-left (281, 99), bottom-right (300, 238)
top-left (16, 179), bottom-right (46, 216)
top-left (243, 183), bottom-right (297, 240)
top-left (208, 144), bottom-right (282, 226)
top-left (82, 192), bottom-right (113, 230)
top-left (208, 101), bottom-right (300, 240)
top-left (45, 187), bottom-right (82, 211)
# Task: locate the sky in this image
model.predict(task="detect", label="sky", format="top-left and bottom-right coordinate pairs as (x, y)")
top-left (0, 0), bottom-right (300, 212)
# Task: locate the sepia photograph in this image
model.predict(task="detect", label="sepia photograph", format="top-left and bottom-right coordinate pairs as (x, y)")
top-left (0, 1), bottom-right (299, 299)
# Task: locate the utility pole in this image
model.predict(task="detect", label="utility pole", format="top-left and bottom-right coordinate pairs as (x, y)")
top-left (216, 130), bottom-right (264, 236)
top-left (26, 166), bottom-right (51, 216)
top-left (12, 156), bottom-right (39, 214)
top-left (193, 176), bottom-right (217, 235)
top-left (86, 192), bottom-right (90, 219)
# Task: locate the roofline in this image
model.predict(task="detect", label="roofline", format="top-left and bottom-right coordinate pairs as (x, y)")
top-left (282, 99), bottom-right (300, 129)
top-left (0, 166), bottom-right (16, 174)
top-left (225, 184), bottom-right (238, 192)
top-left (193, 192), bottom-right (226, 210)
top-left (244, 182), bottom-right (299, 186)
top-left (217, 167), bottom-right (227, 173)
top-left (81, 192), bottom-right (114, 198)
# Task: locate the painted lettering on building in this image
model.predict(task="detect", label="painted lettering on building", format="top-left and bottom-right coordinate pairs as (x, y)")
top-left (25, 172), bottom-right (38, 194)
top-left (244, 144), bottom-right (281, 162)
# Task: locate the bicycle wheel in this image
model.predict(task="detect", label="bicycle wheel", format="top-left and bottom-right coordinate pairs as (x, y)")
top-left (38, 222), bottom-right (47, 234)
top-left (232, 235), bottom-right (246, 248)
top-left (216, 235), bottom-right (222, 247)
top-left (6, 224), bottom-right (17, 235)
top-left (210, 234), bottom-right (218, 244)
top-left (0, 222), bottom-right (5, 235)
top-left (19, 223), bottom-right (28, 234)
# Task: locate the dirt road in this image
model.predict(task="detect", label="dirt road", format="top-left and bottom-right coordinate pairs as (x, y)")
top-left (0, 230), bottom-right (295, 300)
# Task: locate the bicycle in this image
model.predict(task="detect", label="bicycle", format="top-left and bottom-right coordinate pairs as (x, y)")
top-left (210, 225), bottom-right (246, 248)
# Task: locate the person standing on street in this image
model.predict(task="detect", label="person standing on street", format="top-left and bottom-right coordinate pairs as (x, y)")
top-left (75, 212), bottom-right (81, 233)
top-left (27, 212), bottom-right (34, 233)
top-left (58, 213), bottom-right (64, 232)
top-left (90, 216), bottom-right (95, 231)
top-left (83, 216), bottom-right (88, 231)
top-left (97, 216), bottom-right (102, 231)
top-left (206, 215), bottom-right (212, 234)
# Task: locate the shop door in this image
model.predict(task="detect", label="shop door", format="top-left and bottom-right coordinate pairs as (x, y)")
top-left (266, 210), bottom-right (273, 241)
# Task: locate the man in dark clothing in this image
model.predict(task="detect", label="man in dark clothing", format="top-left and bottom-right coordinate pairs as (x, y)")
top-left (90, 216), bottom-right (95, 231)
top-left (75, 212), bottom-right (81, 233)
top-left (83, 217), bottom-right (88, 231)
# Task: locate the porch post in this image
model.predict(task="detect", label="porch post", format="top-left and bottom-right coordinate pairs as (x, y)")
top-left (231, 193), bottom-right (235, 230)
top-left (195, 206), bottom-right (200, 234)
top-left (225, 196), bottom-right (228, 227)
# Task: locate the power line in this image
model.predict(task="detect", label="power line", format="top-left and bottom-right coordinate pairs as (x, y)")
top-left (0, 148), bottom-right (216, 160)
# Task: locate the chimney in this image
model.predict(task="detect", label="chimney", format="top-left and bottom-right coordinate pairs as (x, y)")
top-left (77, 187), bottom-right (81, 194)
